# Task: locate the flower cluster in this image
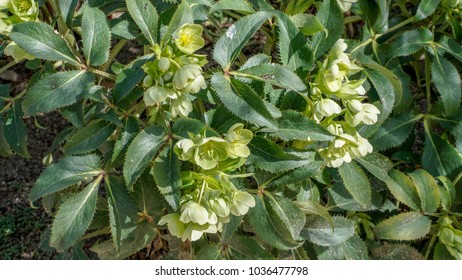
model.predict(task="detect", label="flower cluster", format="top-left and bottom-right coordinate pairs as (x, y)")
top-left (308, 39), bottom-right (379, 167)
top-left (1, 0), bottom-right (37, 61)
top-left (143, 23), bottom-right (207, 118)
top-left (159, 124), bottom-right (255, 241)
top-left (438, 217), bottom-right (462, 260)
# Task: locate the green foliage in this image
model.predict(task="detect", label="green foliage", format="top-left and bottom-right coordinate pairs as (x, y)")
top-left (1, 0), bottom-right (462, 260)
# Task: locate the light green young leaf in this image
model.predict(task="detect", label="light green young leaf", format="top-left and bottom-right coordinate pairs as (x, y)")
top-left (387, 170), bottom-right (421, 211)
top-left (301, 216), bottom-right (355, 247)
top-left (3, 102), bottom-right (29, 158)
top-left (126, 0), bottom-right (158, 46)
top-left (22, 70), bottom-right (95, 116)
top-left (290, 14), bottom-right (323, 36)
top-left (432, 54), bottom-right (461, 117)
top-left (124, 126), bottom-right (166, 189)
top-left (10, 22), bottom-right (80, 66)
top-left (30, 154), bottom-right (102, 202)
top-left (338, 162), bottom-right (371, 207)
top-left (211, 73), bottom-right (278, 131)
top-left (82, 7), bottom-right (111, 66)
top-left (213, 11), bottom-right (273, 69)
top-left (416, 0), bottom-right (441, 21)
top-left (315, 234), bottom-right (369, 260)
top-left (389, 28), bottom-right (432, 58)
top-left (50, 176), bottom-right (101, 251)
top-left (408, 169), bottom-right (440, 215)
top-left (105, 176), bottom-right (139, 251)
top-left (369, 114), bottom-right (418, 151)
top-left (373, 212), bottom-right (431, 241)
top-left (151, 144), bottom-right (181, 211)
top-left (310, 0), bottom-right (343, 58)
top-left (63, 121), bottom-right (117, 155)
top-left (423, 130), bottom-right (462, 176)
top-left (248, 136), bottom-right (312, 173)
top-left (236, 64), bottom-right (307, 92)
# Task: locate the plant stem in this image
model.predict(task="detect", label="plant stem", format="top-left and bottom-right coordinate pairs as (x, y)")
top-left (0, 59), bottom-right (22, 75)
top-left (91, 69), bottom-right (117, 81)
top-left (453, 170), bottom-right (462, 186)
top-left (102, 39), bottom-right (128, 72)
top-left (424, 230), bottom-right (438, 260)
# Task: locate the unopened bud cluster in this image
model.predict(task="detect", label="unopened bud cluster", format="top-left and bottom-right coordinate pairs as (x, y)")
top-left (159, 124), bottom-right (255, 241)
top-left (438, 216), bottom-right (462, 259)
top-left (308, 39), bottom-right (380, 167)
top-left (1, 0), bottom-right (37, 60)
top-left (143, 23), bottom-right (207, 118)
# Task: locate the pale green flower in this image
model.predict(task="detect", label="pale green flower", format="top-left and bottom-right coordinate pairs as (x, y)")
top-left (179, 201), bottom-right (209, 225)
top-left (346, 102), bottom-right (380, 126)
top-left (194, 137), bottom-right (229, 170)
top-left (170, 95), bottom-right (193, 118)
top-left (337, 0), bottom-right (358, 12)
top-left (173, 64), bottom-right (206, 94)
top-left (438, 218), bottom-right (462, 260)
top-left (318, 133), bottom-right (357, 168)
top-left (230, 191), bottom-right (255, 216)
top-left (181, 223), bottom-right (218, 242)
top-left (442, 0), bottom-right (459, 8)
top-left (225, 123), bottom-right (252, 159)
top-left (334, 79), bottom-right (366, 99)
top-left (143, 75), bottom-right (153, 87)
top-left (11, 0), bottom-right (38, 21)
top-left (0, 12), bottom-right (12, 35)
top-left (315, 99), bottom-right (342, 117)
top-left (158, 213), bottom-right (186, 239)
top-left (350, 134), bottom-right (373, 158)
top-left (209, 197), bottom-right (230, 218)
top-left (144, 86), bottom-right (176, 106)
top-left (174, 23), bottom-right (205, 54)
top-left (0, 0), bottom-right (9, 10)
top-left (4, 42), bottom-right (34, 61)
top-left (174, 138), bottom-right (196, 161)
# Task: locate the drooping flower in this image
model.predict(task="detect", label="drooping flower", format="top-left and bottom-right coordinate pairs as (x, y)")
top-left (174, 23), bottom-right (205, 54)
top-left (315, 99), bottom-right (342, 117)
top-left (170, 95), bottom-right (193, 118)
top-left (173, 64), bottom-right (207, 94)
top-left (158, 213), bottom-right (186, 239)
top-left (174, 138), bottom-right (196, 161)
top-left (230, 191), bottom-right (255, 216)
top-left (345, 100), bottom-right (380, 126)
top-left (144, 85), bottom-right (176, 106)
top-left (179, 201), bottom-right (209, 225)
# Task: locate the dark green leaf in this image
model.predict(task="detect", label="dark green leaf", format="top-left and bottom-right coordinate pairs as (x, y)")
top-left (195, 244), bottom-right (222, 260)
top-left (236, 64), bottom-right (307, 92)
top-left (360, 0), bottom-right (388, 33)
top-left (265, 194), bottom-right (306, 241)
top-left (10, 22), bottom-right (80, 66)
top-left (274, 11), bottom-right (313, 73)
top-left (82, 7), bottom-right (111, 66)
top-left (315, 234), bottom-right (369, 260)
top-left (211, 73), bottom-right (278, 131)
top-left (213, 11), bottom-right (273, 69)
top-left (370, 243), bottom-right (424, 260)
top-left (437, 36), bottom-right (462, 63)
top-left (301, 216), bottom-right (355, 247)
top-left (105, 176), bottom-right (139, 251)
top-left (220, 215), bottom-right (243, 244)
top-left (290, 14), bottom-right (323, 36)
top-left (112, 117), bottom-right (140, 163)
top-left (124, 126), bottom-right (166, 189)
top-left (22, 70), bottom-right (95, 116)
top-left (408, 169), bottom-right (440, 214)
top-left (151, 144), bottom-right (181, 211)
top-left (126, 0), bottom-right (158, 46)
top-left (272, 110), bottom-right (334, 141)
top-left (248, 194), bottom-right (303, 250)
top-left (355, 152), bottom-right (393, 182)
top-left (310, 0), bottom-right (343, 58)
top-left (0, 119), bottom-right (12, 156)
top-left (3, 102), bottom-right (29, 157)
top-left (59, 0), bottom-right (79, 28)
top-left (416, 0), bottom-right (441, 21)
top-left (248, 136), bottom-right (312, 173)
top-left (432, 54), bottom-right (461, 116)
top-left (387, 170), bottom-right (421, 211)
top-left (370, 114), bottom-right (417, 151)
top-left (338, 162), bottom-right (371, 207)
top-left (423, 130), bottom-right (462, 176)
top-left (373, 212), bottom-right (431, 241)
top-left (296, 200), bottom-right (333, 229)
top-left (172, 117), bottom-right (219, 138)
top-left (50, 177), bottom-right (101, 251)
top-left (63, 121), bottom-right (117, 155)
top-left (30, 154), bottom-right (102, 202)
top-left (210, 0), bottom-right (255, 13)
top-left (389, 28), bottom-right (432, 58)
top-left (228, 235), bottom-right (273, 259)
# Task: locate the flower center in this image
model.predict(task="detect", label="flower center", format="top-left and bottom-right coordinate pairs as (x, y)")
top-left (18, 0), bottom-right (32, 12)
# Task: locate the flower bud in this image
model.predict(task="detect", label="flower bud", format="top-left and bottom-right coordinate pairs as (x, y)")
top-left (174, 138), bottom-right (195, 161)
top-left (158, 57), bottom-right (170, 72)
top-left (143, 75), bottom-right (153, 87)
top-left (210, 198), bottom-right (230, 218)
top-left (4, 42), bottom-right (34, 61)
top-left (315, 99), bottom-right (342, 117)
